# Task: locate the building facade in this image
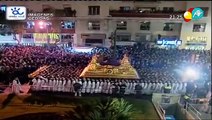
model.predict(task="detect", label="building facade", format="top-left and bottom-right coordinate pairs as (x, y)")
top-left (0, 0), bottom-right (211, 50)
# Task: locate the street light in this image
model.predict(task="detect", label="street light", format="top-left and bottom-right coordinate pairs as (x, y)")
top-left (110, 29), bottom-right (117, 58)
top-left (38, 21), bottom-right (49, 45)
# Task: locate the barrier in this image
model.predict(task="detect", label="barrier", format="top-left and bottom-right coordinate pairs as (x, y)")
top-left (186, 103), bottom-right (202, 120)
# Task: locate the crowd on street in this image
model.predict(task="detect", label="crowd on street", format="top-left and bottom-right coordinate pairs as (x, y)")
top-left (0, 44), bottom-right (211, 99)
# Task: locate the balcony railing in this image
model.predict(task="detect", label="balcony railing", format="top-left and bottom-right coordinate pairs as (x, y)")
top-left (109, 10), bottom-right (185, 18)
top-left (61, 29), bottom-right (75, 33)
top-left (43, 9), bottom-right (76, 17)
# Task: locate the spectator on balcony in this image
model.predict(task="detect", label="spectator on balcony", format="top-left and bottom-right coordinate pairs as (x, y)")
top-left (72, 9), bottom-right (76, 17)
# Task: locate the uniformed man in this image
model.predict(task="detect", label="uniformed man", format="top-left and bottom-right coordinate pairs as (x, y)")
top-left (164, 83), bottom-right (172, 93)
top-left (183, 93), bottom-right (191, 110)
top-left (112, 82), bottom-right (118, 97)
top-left (119, 82), bottom-right (127, 97)
top-left (135, 82), bottom-right (142, 98)
top-left (73, 81), bottom-right (82, 97)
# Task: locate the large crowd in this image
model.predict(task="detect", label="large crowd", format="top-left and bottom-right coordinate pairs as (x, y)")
top-left (0, 44), bottom-right (211, 97)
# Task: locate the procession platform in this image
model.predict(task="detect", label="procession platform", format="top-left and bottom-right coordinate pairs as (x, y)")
top-left (80, 55), bottom-right (140, 79)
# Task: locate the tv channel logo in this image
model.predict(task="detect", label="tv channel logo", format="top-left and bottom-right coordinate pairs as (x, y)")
top-left (6, 6), bottom-right (26, 20)
top-left (183, 7), bottom-right (204, 22)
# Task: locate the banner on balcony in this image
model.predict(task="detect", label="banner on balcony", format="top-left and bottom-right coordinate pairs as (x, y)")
top-left (33, 33), bottom-right (60, 44)
top-left (157, 37), bottom-right (182, 46)
top-left (186, 36), bottom-right (207, 45)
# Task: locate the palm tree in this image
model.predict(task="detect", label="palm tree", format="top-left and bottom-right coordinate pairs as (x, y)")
top-left (64, 98), bottom-right (135, 120)
top-left (89, 98), bottom-right (117, 120)
top-left (89, 98), bottom-right (134, 120)
top-left (111, 98), bottom-right (134, 120)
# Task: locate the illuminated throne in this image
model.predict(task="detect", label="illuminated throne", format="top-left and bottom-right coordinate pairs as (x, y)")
top-left (80, 54), bottom-right (140, 79)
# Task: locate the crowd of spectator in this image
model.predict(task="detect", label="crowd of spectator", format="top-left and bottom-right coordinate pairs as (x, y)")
top-left (0, 44), bottom-right (211, 97)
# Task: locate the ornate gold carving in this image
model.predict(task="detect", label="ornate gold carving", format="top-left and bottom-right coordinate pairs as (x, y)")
top-left (80, 54), bottom-right (140, 79)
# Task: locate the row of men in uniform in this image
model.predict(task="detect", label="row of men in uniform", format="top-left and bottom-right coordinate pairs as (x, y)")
top-left (30, 77), bottom-right (188, 95)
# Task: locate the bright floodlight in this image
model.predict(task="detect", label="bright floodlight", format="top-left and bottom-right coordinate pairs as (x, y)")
top-left (185, 67), bottom-right (199, 80)
top-left (38, 21), bottom-right (44, 26)
top-left (39, 26), bottom-right (44, 29)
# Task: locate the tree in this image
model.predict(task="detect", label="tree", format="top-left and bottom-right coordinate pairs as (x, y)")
top-left (89, 98), bottom-right (134, 120)
top-left (110, 98), bottom-right (134, 120)
top-left (64, 98), bottom-right (134, 120)
top-left (0, 10), bottom-right (23, 44)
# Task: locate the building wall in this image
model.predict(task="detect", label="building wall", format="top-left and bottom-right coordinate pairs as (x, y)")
top-left (1, 1), bottom-right (210, 49)
top-left (180, 1), bottom-right (211, 50)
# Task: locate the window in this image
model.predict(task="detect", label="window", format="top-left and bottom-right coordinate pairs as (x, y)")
top-left (61, 34), bottom-right (73, 40)
top-left (0, 5), bottom-right (6, 11)
top-left (63, 4), bottom-right (71, 8)
top-left (117, 35), bottom-right (131, 41)
top-left (0, 24), bottom-right (8, 29)
top-left (135, 34), bottom-right (151, 41)
top-left (88, 6), bottom-right (100, 15)
top-left (136, 7), bottom-right (156, 13)
top-left (85, 39), bottom-right (103, 44)
top-left (23, 34), bottom-right (33, 39)
top-left (140, 21), bottom-right (150, 30)
top-left (161, 95), bottom-right (171, 103)
top-left (193, 23), bottom-right (206, 32)
top-left (37, 21), bottom-right (52, 32)
top-left (88, 21), bottom-right (100, 30)
top-left (42, 5), bottom-right (52, 13)
top-left (163, 23), bottom-right (174, 31)
top-left (61, 34), bottom-right (73, 42)
top-left (120, 6), bottom-right (130, 11)
top-left (24, 21), bottom-right (35, 29)
top-left (116, 21), bottom-right (127, 30)
top-left (163, 7), bottom-right (174, 13)
top-left (61, 21), bottom-right (75, 29)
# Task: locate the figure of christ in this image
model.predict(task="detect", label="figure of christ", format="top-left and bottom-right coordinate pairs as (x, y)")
top-left (98, 55), bottom-right (120, 66)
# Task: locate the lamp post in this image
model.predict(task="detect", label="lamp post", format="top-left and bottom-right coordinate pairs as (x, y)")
top-left (111, 29), bottom-right (117, 58)
top-left (38, 21), bottom-right (49, 46)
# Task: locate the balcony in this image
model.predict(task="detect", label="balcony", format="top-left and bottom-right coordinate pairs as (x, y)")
top-left (109, 10), bottom-right (185, 18)
top-left (43, 8), bottom-right (76, 17)
top-left (61, 29), bottom-right (75, 33)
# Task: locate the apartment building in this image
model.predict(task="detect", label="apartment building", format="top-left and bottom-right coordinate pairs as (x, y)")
top-left (0, 0), bottom-right (211, 50)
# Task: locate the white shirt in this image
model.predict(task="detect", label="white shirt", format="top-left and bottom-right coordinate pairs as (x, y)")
top-left (95, 81), bottom-right (99, 93)
top-left (86, 81), bottom-right (91, 93)
top-left (82, 80), bottom-right (87, 93)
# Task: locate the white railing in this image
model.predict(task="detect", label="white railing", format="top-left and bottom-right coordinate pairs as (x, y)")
top-left (187, 103), bottom-right (202, 120)
top-left (152, 100), bottom-right (166, 120)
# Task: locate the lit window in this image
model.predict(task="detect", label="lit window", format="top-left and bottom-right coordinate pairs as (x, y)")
top-left (140, 21), bottom-right (150, 30)
top-left (116, 21), bottom-right (127, 30)
top-left (163, 23), bottom-right (174, 31)
top-left (88, 21), bottom-right (100, 30)
top-left (24, 21), bottom-right (35, 29)
top-left (193, 23), bottom-right (206, 32)
top-left (61, 21), bottom-right (75, 29)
